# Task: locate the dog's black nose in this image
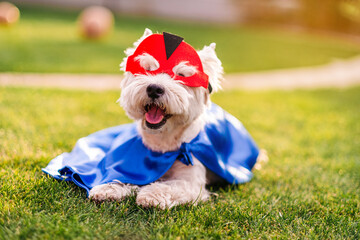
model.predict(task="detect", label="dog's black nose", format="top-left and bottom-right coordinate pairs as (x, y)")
top-left (146, 84), bottom-right (165, 99)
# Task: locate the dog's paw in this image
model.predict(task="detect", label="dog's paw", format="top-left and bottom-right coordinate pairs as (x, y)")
top-left (89, 182), bottom-right (137, 202)
top-left (136, 183), bottom-right (174, 209)
top-left (254, 149), bottom-right (269, 170)
top-left (136, 181), bottom-right (209, 209)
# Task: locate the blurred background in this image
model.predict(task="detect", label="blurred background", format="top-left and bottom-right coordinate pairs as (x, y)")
top-left (0, 0), bottom-right (360, 75)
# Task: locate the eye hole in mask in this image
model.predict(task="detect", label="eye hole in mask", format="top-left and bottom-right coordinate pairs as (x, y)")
top-left (172, 61), bottom-right (197, 78)
top-left (135, 53), bottom-right (160, 71)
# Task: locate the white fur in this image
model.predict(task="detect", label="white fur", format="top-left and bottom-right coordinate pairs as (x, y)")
top-left (119, 28), bottom-right (153, 72)
top-left (136, 158), bottom-right (209, 209)
top-left (90, 29), bottom-right (261, 209)
top-left (197, 43), bottom-right (224, 93)
top-left (135, 53), bottom-right (160, 71)
top-left (173, 61), bottom-right (198, 77)
top-left (89, 182), bottom-right (138, 202)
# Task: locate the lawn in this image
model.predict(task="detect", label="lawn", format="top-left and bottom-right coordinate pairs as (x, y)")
top-left (0, 86), bottom-right (359, 239)
top-left (1, 6), bottom-right (360, 74)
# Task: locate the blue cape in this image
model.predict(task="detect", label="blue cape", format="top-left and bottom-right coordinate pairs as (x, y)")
top-left (43, 104), bottom-right (259, 195)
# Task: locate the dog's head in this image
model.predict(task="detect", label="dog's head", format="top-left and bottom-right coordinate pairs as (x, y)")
top-left (119, 29), bottom-right (223, 135)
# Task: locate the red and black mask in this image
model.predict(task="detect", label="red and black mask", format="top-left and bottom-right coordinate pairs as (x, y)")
top-left (126, 32), bottom-right (212, 92)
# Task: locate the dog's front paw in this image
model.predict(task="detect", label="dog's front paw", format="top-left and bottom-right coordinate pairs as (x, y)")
top-left (89, 182), bottom-right (137, 202)
top-left (136, 181), bottom-right (209, 209)
top-left (136, 183), bottom-right (174, 209)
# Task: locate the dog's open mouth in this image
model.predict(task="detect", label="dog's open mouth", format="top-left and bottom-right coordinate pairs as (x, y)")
top-left (144, 103), bottom-right (172, 129)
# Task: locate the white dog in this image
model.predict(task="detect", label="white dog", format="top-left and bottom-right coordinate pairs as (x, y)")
top-left (88, 29), bottom-right (265, 209)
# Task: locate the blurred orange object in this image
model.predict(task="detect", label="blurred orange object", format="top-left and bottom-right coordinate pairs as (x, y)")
top-left (78, 6), bottom-right (114, 40)
top-left (0, 2), bottom-right (20, 25)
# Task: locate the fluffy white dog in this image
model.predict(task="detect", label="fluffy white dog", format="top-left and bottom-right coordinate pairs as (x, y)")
top-left (89, 29), bottom-right (265, 209)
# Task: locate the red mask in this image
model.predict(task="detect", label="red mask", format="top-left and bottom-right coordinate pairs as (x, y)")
top-left (126, 32), bottom-right (210, 91)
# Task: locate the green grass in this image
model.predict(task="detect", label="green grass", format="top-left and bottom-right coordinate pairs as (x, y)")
top-left (1, 6), bottom-right (360, 74)
top-left (0, 86), bottom-right (359, 239)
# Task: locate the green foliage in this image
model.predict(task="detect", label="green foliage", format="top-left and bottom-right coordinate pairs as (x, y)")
top-left (0, 6), bottom-right (360, 74)
top-left (1, 86), bottom-right (359, 239)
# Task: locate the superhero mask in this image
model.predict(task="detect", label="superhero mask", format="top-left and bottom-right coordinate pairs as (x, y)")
top-left (126, 32), bottom-right (212, 93)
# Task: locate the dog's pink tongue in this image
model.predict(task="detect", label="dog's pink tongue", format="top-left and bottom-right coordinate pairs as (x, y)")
top-left (145, 105), bottom-right (165, 124)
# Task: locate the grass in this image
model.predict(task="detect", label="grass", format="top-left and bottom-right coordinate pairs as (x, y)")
top-left (0, 86), bottom-right (359, 239)
top-left (1, 6), bottom-right (360, 74)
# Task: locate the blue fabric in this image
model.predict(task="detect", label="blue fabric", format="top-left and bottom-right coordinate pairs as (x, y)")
top-left (43, 104), bottom-right (259, 195)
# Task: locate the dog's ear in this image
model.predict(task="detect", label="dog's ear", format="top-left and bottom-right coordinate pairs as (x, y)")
top-left (197, 43), bottom-right (223, 93)
top-left (125, 28), bottom-right (153, 56)
top-left (120, 28), bottom-right (153, 72)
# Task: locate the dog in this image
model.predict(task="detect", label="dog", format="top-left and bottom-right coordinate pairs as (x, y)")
top-left (86, 29), bottom-right (266, 209)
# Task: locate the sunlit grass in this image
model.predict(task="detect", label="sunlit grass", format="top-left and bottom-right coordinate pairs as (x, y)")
top-left (0, 6), bottom-right (360, 74)
top-left (0, 86), bottom-right (359, 239)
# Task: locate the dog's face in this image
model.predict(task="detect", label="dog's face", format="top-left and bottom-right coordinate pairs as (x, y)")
top-left (119, 29), bottom-right (223, 134)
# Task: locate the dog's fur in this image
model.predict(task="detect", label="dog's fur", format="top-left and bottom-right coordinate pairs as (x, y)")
top-left (89, 29), bottom-right (266, 209)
